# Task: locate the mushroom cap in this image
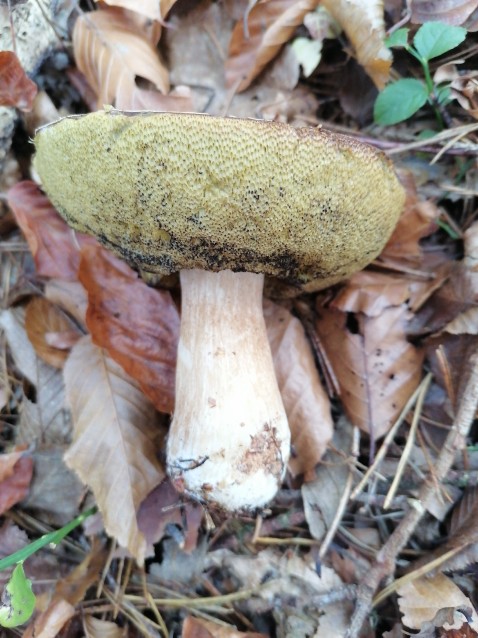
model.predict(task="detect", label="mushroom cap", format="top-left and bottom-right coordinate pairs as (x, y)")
top-left (34, 109), bottom-right (405, 292)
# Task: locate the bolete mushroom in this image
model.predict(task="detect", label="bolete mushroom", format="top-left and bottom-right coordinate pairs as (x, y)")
top-left (34, 109), bottom-right (405, 512)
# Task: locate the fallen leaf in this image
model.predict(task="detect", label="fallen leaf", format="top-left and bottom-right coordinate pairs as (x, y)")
top-left (315, 303), bottom-right (423, 439)
top-left (451, 70), bottom-right (478, 119)
top-left (83, 615), bottom-right (126, 638)
top-left (0, 454), bottom-right (33, 515)
top-left (79, 244), bottom-right (179, 414)
top-left (264, 300), bottom-right (332, 476)
top-left (182, 617), bottom-right (267, 637)
top-left (44, 280), bottom-right (88, 328)
top-left (380, 171), bottom-right (440, 266)
top-left (21, 449), bottom-right (84, 526)
top-left (138, 479), bottom-right (202, 557)
top-left (397, 573), bottom-right (478, 632)
top-left (320, 0), bottom-right (391, 88)
top-left (22, 598), bottom-right (75, 638)
top-left (25, 297), bottom-right (81, 369)
top-left (97, 0), bottom-right (178, 22)
top-left (7, 181), bottom-right (95, 281)
top-left (64, 335), bottom-right (165, 564)
top-left (0, 51), bottom-right (37, 110)
top-left (410, 0), bottom-right (478, 25)
top-left (0, 307), bottom-right (72, 446)
top-left (302, 418), bottom-right (352, 543)
top-left (73, 7), bottom-right (169, 109)
top-left (226, 0), bottom-right (320, 92)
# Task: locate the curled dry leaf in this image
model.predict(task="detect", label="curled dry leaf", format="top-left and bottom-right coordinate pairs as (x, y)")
top-left (79, 244), bottom-right (179, 414)
top-left (0, 454), bottom-right (34, 515)
top-left (44, 280), bottom-right (88, 328)
top-left (7, 181), bottom-right (96, 281)
top-left (264, 300), bottom-right (332, 476)
top-left (182, 617), bottom-right (268, 638)
top-left (64, 335), bottom-right (165, 564)
top-left (25, 297), bottom-right (81, 369)
top-left (320, 0), bottom-right (391, 88)
top-left (397, 572), bottom-right (478, 632)
top-left (226, 0), bottom-right (320, 92)
top-left (73, 7), bottom-right (169, 110)
top-left (0, 51), bottom-right (37, 110)
top-left (316, 303), bottom-right (423, 439)
top-left (83, 616), bottom-right (125, 638)
top-left (410, 0), bottom-right (478, 25)
top-left (97, 0), bottom-right (179, 22)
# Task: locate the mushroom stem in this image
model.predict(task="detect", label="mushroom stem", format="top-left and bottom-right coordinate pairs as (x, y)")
top-left (167, 268), bottom-right (290, 511)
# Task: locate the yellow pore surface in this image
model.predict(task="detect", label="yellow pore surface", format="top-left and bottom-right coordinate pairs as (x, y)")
top-left (34, 110), bottom-right (405, 292)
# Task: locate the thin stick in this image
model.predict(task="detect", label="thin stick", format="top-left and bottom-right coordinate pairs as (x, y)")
top-left (345, 348), bottom-right (478, 638)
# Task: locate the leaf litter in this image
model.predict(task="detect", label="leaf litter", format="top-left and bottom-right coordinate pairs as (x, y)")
top-left (1, 0), bottom-right (478, 636)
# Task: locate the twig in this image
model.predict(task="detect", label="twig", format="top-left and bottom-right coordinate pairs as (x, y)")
top-left (345, 348), bottom-right (478, 638)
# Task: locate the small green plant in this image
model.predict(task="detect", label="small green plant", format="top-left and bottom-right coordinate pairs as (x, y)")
top-left (374, 21), bottom-right (467, 126)
top-left (0, 506), bottom-right (97, 628)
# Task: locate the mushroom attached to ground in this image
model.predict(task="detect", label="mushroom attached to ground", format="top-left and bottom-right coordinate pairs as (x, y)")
top-left (33, 109), bottom-right (405, 512)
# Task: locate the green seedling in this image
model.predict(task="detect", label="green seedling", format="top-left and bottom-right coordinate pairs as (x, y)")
top-left (0, 506), bottom-right (97, 628)
top-left (374, 21), bottom-right (467, 126)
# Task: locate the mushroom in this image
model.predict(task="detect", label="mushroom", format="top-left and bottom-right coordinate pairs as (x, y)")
top-left (33, 109), bottom-right (405, 512)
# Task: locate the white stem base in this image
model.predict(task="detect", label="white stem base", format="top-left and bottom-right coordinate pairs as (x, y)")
top-left (167, 269), bottom-right (290, 512)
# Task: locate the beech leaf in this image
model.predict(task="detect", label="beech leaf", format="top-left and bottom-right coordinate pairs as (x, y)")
top-left (182, 617), bottom-right (268, 638)
top-left (72, 7), bottom-right (170, 109)
top-left (25, 297), bottom-right (81, 369)
top-left (411, 0), bottom-right (478, 26)
top-left (226, 0), bottom-right (320, 92)
top-left (264, 300), bottom-right (332, 476)
top-left (316, 304), bottom-right (423, 439)
top-left (63, 336), bottom-right (165, 563)
top-left (7, 181), bottom-right (95, 281)
top-left (96, 0), bottom-right (179, 22)
top-left (0, 455), bottom-right (33, 515)
top-left (0, 51), bottom-right (37, 110)
top-left (320, 0), bottom-right (392, 89)
top-left (79, 244), bottom-right (179, 414)
top-left (397, 573), bottom-right (478, 632)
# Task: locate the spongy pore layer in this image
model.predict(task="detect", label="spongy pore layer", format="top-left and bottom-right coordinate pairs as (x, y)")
top-left (34, 109), bottom-right (405, 292)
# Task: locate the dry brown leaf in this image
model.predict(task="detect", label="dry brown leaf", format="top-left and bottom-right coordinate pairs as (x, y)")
top-left (226, 0), bottom-right (320, 92)
top-left (0, 307), bottom-right (72, 446)
top-left (138, 479), bottom-right (202, 557)
top-left (315, 304), bottom-right (423, 439)
top-left (0, 50), bottom-right (37, 110)
top-left (25, 297), bottom-right (81, 369)
top-left (0, 453), bottom-right (33, 515)
top-left (411, 0), bottom-right (478, 25)
top-left (302, 418), bottom-right (352, 543)
top-left (83, 615), bottom-right (126, 638)
top-left (7, 181), bottom-right (96, 281)
top-left (73, 7), bottom-right (169, 110)
top-left (79, 244), bottom-right (179, 414)
top-left (451, 70), bottom-right (478, 118)
top-left (23, 599), bottom-right (75, 638)
top-left (97, 0), bottom-right (178, 22)
top-left (320, 0), bottom-right (391, 88)
top-left (397, 573), bottom-right (478, 632)
top-left (64, 335), bottom-right (165, 564)
top-left (264, 300), bottom-right (332, 477)
top-left (44, 280), bottom-right (88, 328)
top-left (380, 171), bottom-right (440, 266)
top-left (182, 617), bottom-right (267, 638)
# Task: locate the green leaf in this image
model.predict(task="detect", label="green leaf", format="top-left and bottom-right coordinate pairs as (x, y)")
top-left (385, 28), bottom-right (409, 49)
top-left (413, 22), bottom-right (467, 61)
top-left (0, 563), bottom-right (35, 628)
top-left (374, 79), bottom-right (429, 125)
top-left (435, 84), bottom-right (451, 105)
